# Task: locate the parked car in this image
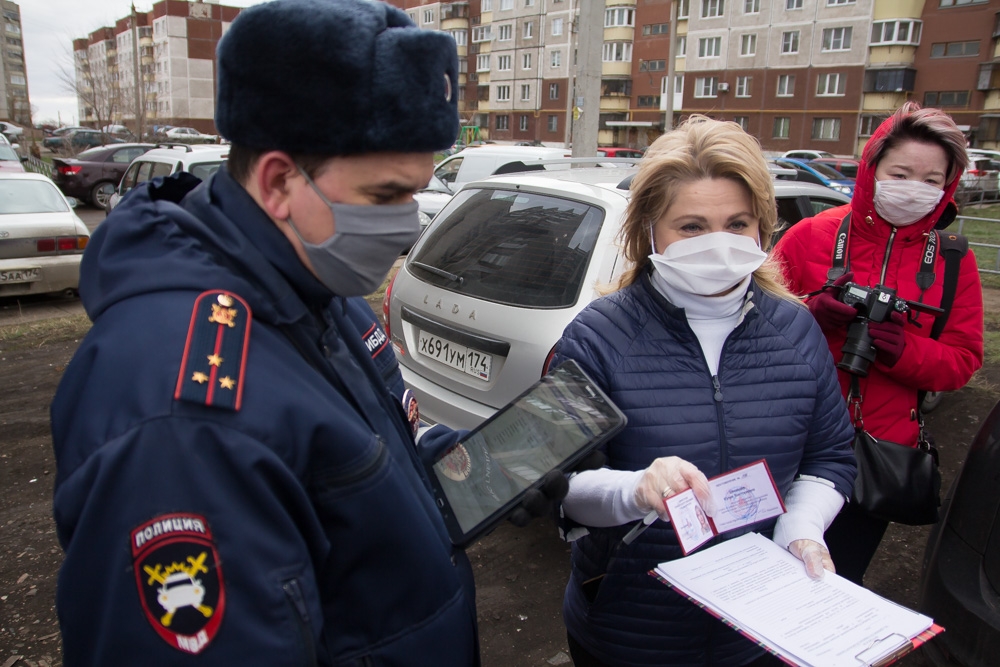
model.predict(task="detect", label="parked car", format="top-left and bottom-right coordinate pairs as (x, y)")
top-left (384, 168), bottom-right (851, 429)
top-left (107, 144), bottom-right (230, 212)
top-left (772, 157), bottom-right (855, 196)
top-left (782, 149), bottom-right (836, 160)
top-left (597, 147), bottom-right (645, 158)
top-left (43, 129), bottom-right (124, 153)
top-left (0, 172), bottom-right (90, 297)
top-left (810, 157), bottom-right (861, 180)
top-left (52, 143), bottom-right (155, 208)
top-left (920, 396), bottom-right (1000, 666)
top-left (432, 145), bottom-right (572, 193)
top-left (164, 127), bottom-right (218, 144)
top-left (0, 144), bottom-right (25, 173)
top-left (959, 157), bottom-right (1000, 200)
top-left (0, 121), bottom-right (24, 141)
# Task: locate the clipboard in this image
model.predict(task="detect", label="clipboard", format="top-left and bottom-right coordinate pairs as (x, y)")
top-left (854, 626), bottom-right (945, 667)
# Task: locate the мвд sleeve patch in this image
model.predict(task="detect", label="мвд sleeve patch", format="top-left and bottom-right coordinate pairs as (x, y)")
top-left (174, 290), bottom-right (251, 410)
top-left (131, 513), bottom-right (225, 654)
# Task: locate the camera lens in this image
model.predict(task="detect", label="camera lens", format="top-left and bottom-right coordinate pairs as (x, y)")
top-left (838, 320), bottom-right (877, 376)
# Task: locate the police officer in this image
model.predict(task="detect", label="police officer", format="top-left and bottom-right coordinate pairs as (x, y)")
top-left (50, 0), bottom-right (568, 663)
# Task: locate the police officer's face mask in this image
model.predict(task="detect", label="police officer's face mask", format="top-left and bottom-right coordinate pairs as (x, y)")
top-left (286, 166), bottom-right (421, 296)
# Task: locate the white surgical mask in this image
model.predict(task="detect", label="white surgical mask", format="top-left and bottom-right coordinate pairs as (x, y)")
top-left (873, 179), bottom-right (945, 227)
top-left (648, 231), bottom-right (767, 296)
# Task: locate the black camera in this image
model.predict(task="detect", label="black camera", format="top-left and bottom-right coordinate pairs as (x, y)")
top-left (835, 282), bottom-right (943, 377)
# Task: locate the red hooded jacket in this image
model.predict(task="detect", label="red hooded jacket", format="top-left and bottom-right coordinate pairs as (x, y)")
top-left (773, 119), bottom-right (984, 447)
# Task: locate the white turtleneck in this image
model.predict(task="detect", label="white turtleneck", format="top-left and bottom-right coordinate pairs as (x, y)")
top-left (650, 270), bottom-right (752, 375)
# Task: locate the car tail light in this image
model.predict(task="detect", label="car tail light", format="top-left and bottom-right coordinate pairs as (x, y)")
top-left (56, 165), bottom-right (82, 176)
top-left (36, 236), bottom-right (88, 253)
top-left (541, 344), bottom-right (557, 378)
top-left (383, 270), bottom-right (398, 339)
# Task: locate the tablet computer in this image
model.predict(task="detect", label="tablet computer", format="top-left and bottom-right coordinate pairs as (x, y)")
top-left (426, 359), bottom-right (626, 548)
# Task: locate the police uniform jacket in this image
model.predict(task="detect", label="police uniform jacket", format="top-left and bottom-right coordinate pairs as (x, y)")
top-left (50, 169), bottom-right (479, 665)
top-left (553, 273), bottom-right (856, 666)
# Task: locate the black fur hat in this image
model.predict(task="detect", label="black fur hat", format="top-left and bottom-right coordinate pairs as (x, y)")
top-left (216, 0), bottom-right (459, 155)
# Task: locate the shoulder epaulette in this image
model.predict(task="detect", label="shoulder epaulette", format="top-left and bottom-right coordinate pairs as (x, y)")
top-left (174, 290), bottom-right (251, 411)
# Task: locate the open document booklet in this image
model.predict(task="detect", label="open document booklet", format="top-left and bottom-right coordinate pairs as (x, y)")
top-left (652, 533), bottom-right (942, 667)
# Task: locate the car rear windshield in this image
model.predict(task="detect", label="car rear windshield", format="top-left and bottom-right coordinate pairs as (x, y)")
top-left (408, 188), bottom-right (605, 308)
top-left (808, 162), bottom-right (848, 179)
top-left (0, 181), bottom-right (69, 214)
top-left (190, 161), bottom-right (225, 180)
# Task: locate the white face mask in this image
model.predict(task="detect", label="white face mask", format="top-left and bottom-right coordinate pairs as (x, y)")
top-left (873, 179), bottom-right (945, 227)
top-left (648, 231), bottom-right (768, 296)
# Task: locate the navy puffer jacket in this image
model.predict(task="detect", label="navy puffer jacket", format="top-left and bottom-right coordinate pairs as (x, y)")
top-left (556, 272), bottom-right (855, 667)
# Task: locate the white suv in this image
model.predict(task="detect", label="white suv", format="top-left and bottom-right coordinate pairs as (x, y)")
top-left (106, 144), bottom-right (229, 211)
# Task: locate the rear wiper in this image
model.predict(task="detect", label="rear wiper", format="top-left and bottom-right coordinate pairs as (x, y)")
top-left (411, 261), bottom-right (465, 286)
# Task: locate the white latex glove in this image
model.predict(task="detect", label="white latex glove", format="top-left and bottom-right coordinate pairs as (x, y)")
top-left (633, 456), bottom-right (713, 520)
top-left (789, 539), bottom-right (835, 580)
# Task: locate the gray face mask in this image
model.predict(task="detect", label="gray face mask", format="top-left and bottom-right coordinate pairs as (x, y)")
top-left (287, 167), bottom-right (421, 296)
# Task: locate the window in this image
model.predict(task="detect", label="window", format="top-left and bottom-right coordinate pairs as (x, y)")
top-left (637, 95), bottom-right (661, 107)
top-left (695, 76), bottom-right (718, 97)
top-left (477, 54), bottom-right (490, 71)
top-left (740, 33), bottom-right (756, 56)
top-left (781, 31), bottom-right (799, 54)
top-left (816, 72), bottom-right (846, 96)
top-left (551, 50), bottom-right (562, 67)
top-left (496, 114), bottom-right (509, 130)
top-left (450, 30), bottom-right (467, 46)
top-left (744, 0), bottom-right (760, 13)
top-left (677, 0), bottom-right (690, 18)
top-left (10, 74), bottom-right (24, 85)
top-left (482, 0), bottom-right (493, 10)
top-left (786, 0), bottom-right (802, 9)
top-left (497, 84), bottom-right (511, 101)
top-left (699, 36), bottom-right (721, 58)
top-left (939, 0), bottom-right (987, 6)
top-left (602, 79), bottom-right (632, 96)
top-left (500, 0), bottom-right (513, 9)
top-left (812, 118), bottom-right (841, 140)
top-left (519, 115), bottom-right (529, 131)
top-left (548, 115), bottom-right (558, 132)
top-left (523, 21), bottom-right (534, 39)
top-left (640, 59), bottom-right (666, 72)
top-left (777, 74), bottom-right (795, 96)
top-left (423, 9), bottom-right (434, 23)
top-left (605, 8), bottom-right (635, 27)
top-left (930, 41), bottom-right (980, 58)
top-left (526, 0), bottom-right (534, 6)
top-left (549, 82), bottom-right (560, 99)
top-left (498, 24), bottom-right (512, 41)
top-left (498, 55), bottom-right (511, 70)
top-left (673, 74), bottom-right (685, 95)
top-left (702, 0), bottom-right (724, 18)
top-left (827, 0), bottom-right (855, 5)
top-left (863, 68), bottom-right (915, 93)
top-left (472, 26), bottom-right (492, 42)
top-left (603, 42), bottom-right (633, 62)
top-left (734, 116), bottom-right (749, 131)
top-left (773, 117), bottom-right (790, 138)
top-left (860, 114), bottom-right (889, 136)
top-left (521, 84), bottom-right (531, 100)
top-left (523, 53), bottom-right (532, 69)
top-left (923, 90), bottom-right (970, 107)
top-left (677, 36), bottom-right (687, 57)
top-left (870, 20), bottom-right (921, 46)
top-left (822, 27), bottom-right (852, 51)
top-left (552, 18), bottom-right (564, 36)
top-left (643, 23), bottom-right (670, 36)
top-left (736, 75), bottom-right (752, 97)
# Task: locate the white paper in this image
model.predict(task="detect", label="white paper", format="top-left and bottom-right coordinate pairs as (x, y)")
top-left (654, 533), bottom-right (933, 667)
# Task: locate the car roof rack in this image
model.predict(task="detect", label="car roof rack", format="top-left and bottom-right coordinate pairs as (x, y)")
top-left (154, 142), bottom-right (194, 152)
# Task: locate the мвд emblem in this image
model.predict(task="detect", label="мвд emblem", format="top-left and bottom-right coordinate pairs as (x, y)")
top-left (131, 513), bottom-right (225, 654)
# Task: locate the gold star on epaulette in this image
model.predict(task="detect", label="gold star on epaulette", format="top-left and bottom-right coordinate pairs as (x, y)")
top-left (218, 376), bottom-right (236, 390)
top-left (192, 372), bottom-right (209, 384)
top-left (207, 354), bottom-right (223, 367)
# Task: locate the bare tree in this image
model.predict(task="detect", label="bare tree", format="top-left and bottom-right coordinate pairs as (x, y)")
top-left (55, 51), bottom-right (126, 154)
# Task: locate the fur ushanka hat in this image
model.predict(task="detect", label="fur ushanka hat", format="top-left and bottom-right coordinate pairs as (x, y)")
top-left (216, 0), bottom-right (459, 156)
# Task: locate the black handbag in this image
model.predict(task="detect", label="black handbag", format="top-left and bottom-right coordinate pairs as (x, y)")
top-left (850, 428), bottom-right (941, 525)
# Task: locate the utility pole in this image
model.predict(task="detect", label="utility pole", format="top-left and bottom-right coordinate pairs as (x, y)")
top-left (664, 1), bottom-right (677, 133)
top-left (571, 0), bottom-right (602, 158)
top-left (131, 4), bottom-right (143, 140)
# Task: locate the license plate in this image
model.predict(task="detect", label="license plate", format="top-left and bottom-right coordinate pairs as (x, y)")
top-left (0, 268), bottom-right (40, 284)
top-left (417, 330), bottom-right (492, 382)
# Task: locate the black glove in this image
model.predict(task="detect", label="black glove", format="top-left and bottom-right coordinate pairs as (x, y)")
top-left (507, 449), bottom-right (607, 528)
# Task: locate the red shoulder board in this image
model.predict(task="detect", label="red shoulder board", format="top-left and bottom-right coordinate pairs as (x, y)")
top-left (174, 290), bottom-right (251, 411)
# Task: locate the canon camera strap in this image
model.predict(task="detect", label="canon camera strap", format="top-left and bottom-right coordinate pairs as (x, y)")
top-left (826, 213), bottom-right (939, 293)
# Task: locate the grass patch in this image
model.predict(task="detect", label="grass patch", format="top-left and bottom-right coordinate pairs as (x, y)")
top-left (0, 314), bottom-right (91, 351)
top-left (955, 203), bottom-right (1000, 290)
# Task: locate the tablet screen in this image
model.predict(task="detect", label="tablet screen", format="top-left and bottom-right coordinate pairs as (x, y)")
top-left (428, 360), bottom-right (626, 546)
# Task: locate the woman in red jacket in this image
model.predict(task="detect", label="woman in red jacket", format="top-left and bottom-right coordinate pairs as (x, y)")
top-left (772, 102), bottom-right (984, 584)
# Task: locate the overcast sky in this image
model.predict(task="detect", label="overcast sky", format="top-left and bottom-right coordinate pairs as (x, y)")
top-left (20, 0), bottom-right (267, 126)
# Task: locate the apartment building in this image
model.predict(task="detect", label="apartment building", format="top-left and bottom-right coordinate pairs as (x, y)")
top-left (74, 0), bottom-right (241, 134)
top-left (0, 1), bottom-right (29, 126)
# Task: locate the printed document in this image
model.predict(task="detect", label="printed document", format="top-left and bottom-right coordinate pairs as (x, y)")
top-left (653, 533), bottom-right (934, 666)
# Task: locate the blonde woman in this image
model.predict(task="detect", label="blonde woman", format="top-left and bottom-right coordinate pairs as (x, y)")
top-left (553, 117), bottom-right (856, 666)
